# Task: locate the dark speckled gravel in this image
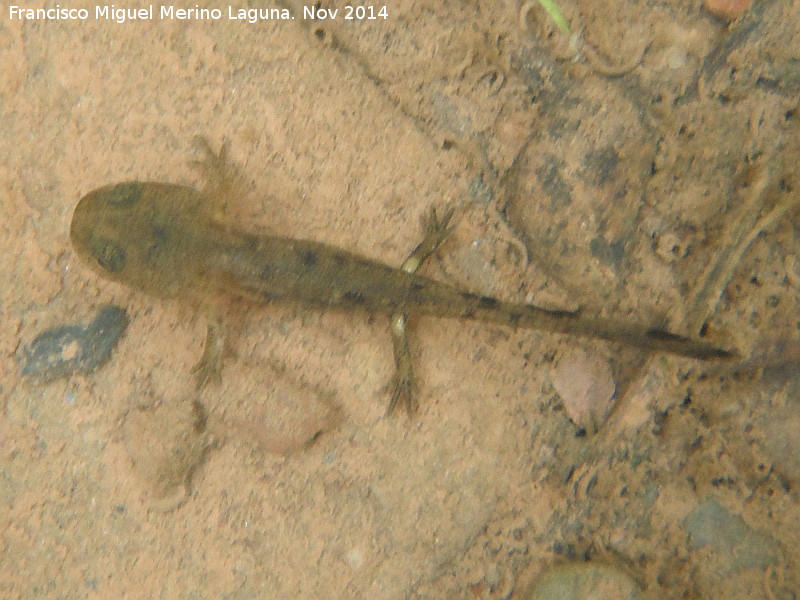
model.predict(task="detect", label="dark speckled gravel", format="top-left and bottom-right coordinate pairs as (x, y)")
top-left (22, 305), bottom-right (129, 382)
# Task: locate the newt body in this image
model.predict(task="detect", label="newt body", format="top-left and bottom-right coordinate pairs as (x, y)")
top-left (70, 144), bottom-right (737, 413)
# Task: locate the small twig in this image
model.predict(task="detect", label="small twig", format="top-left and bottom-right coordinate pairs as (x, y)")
top-left (685, 165), bottom-right (799, 334)
top-left (520, 0), bottom-right (646, 77)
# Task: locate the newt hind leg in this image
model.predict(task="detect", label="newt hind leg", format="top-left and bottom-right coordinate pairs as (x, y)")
top-left (387, 206), bottom-right (456, 415)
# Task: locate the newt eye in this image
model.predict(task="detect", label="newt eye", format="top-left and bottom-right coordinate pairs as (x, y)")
top-left (92, 237), bottom-right (126, 273)
top-left (106, 183), bottom-right (143, 207)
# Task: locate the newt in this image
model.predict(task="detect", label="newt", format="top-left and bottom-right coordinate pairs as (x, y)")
top-left (69, 140), bottom-right (738, 414)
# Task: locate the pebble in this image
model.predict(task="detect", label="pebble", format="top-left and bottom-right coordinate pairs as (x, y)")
top-left (522, 563), bottom-right (644, 600)
top-left (683, 498), bottom-right (778, 574)
top-left (123, 398), bottom-right (211, 512)
top-left (550, 349), bottom-right (616, 431)
top-left (22, 305), bottom-right (128, 382)
top-left (759, 408), bottom-right (800, 487)
top-left (705, 0), bottom-right (751, 20)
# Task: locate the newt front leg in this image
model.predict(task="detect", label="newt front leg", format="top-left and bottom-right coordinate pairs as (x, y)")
top-left (189, 139), bottom-right (242, 388)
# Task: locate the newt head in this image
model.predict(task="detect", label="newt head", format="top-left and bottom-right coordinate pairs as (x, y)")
top-left (70, 181), bottom-right (208, 299)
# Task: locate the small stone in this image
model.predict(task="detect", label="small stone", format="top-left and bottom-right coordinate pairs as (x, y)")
top-left (684, 498), bottom-right (778, 575)
top-left (551, 349), bottom-right (616, 431)
top-left (760, 408), bottom-right (800, 486)
top-left (123, 398), bottom-right (211, 511)
top-left (522, 562), bottom-right (644, 600)
top-left (22, 305), bottom-right (128, 382)
top-left (705, 0), bottom-right (751, 20)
